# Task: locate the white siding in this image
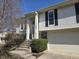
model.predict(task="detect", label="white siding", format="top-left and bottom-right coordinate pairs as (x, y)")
top-left (58, 5), bottom-right (76, 26)
top-left (39, 12), bottom-right (45, 29)
top-left (47, 28), bottom-right (79, 55)
top-left (39, 5), bottom-right (79, 31)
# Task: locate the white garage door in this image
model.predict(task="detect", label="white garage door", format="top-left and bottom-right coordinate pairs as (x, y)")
top-left (47, 28), bottom-right (79, 55)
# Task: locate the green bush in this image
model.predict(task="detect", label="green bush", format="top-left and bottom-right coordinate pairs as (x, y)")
top-left (31, 39), bottom-right (48, 53)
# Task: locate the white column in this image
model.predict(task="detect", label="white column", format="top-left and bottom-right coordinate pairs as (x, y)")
top-left (34, 12), bottom-right (39, 39)
top-left (26, 19), bottom-right (30, 40)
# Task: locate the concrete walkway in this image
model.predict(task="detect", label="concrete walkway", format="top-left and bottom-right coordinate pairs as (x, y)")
top-left (10, 50), bottom-right (36, 59)
top-left (10, 50), bottom-right (79, 59)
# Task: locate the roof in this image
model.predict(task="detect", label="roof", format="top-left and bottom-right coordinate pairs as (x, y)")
top-left (25, 0), bottom-right (79, 17)
top-left (38, 0), bottom-right (79, 13)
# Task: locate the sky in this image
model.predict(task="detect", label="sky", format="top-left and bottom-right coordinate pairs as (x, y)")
top-left (21, 0), bottom-right (65, 16)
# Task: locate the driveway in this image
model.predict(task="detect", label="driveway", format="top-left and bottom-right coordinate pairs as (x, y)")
top-left (37, 51), bottom-right (79, 59)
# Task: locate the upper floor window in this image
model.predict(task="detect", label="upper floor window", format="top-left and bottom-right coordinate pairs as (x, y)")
top-left (45, 9), bottom-right (58, 27)
top-left (48, 10), bottom-right (55, 25)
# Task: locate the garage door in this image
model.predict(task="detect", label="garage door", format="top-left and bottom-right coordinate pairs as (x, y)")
top-left (47, 28), bottom-right (79, 55)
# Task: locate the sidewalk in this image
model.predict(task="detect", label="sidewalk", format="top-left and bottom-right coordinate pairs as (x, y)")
top-left (38, 51), bottom-right (79, 59)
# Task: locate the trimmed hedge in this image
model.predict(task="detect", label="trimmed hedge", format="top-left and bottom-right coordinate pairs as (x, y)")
top-left (31, 39), bottom-right (48, 53)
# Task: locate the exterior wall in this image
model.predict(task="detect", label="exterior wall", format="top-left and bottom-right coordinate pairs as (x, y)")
top-left (58, 5), bottom-right (76, 26)
top-left (39, 4), bottom-right (79, 31)
top-left (16, 27), bottom-right (20, 33)
top-left (47, 28), bottom-right (79, 55)
top-left (39, 12), bottom-right (45, 30)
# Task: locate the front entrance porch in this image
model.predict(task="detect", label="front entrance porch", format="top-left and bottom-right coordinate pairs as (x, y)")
top-left (26, 12), bottom-right (39, 40)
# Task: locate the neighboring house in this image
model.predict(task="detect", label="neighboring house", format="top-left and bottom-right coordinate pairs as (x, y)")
top-left (25, 0), bottom-right (79, 54)
top-left (0, 17), bottom-right (26, 44)
top-left (16, 24), bottom-right (25, 33)
top-left (15, 17), bottom-right (26, 33)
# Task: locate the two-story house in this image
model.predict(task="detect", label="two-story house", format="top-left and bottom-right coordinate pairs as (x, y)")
top-left (25, 0), bottom-right (79, 55)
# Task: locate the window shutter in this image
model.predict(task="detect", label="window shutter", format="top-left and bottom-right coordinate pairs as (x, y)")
top-left (54, 9), bottom-right (58, 26)
top-left (45, 11), bottom-right (48, 27)
top-left (75, 3), bottom-right (79, 23)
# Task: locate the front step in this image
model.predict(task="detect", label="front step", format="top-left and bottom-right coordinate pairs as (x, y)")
top-left (10, 40), bottom-right (35, 59)
top-left (16, 40), bottom-right (31, 53)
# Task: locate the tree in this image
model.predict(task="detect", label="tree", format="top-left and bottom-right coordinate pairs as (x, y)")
top-left (0, 0), bottom-right (22, 32)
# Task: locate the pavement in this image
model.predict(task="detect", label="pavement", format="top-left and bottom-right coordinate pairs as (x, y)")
top-left (10, 50), bottom-right (79, 59)
top-left (38, 51), bottom-right (79, 59)
top-left (10, 49), bottom-right (36, 59)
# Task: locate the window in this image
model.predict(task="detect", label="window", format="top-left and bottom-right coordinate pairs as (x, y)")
top-left (48, 10), bottom-right (55, 25)
top-left (40, 31), bottom-right (47, 39)
top-left (45, 9), bottom-right (58, 26)
top-left (21, 24), bottom-right (23, 29)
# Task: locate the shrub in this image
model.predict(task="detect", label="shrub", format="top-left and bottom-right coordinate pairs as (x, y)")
top-left (31, 39), bottom-right (48, 53)
top-left (0, 33), bottom-right (25, 59)
top-left (2, 32), bottom-right (26, 51)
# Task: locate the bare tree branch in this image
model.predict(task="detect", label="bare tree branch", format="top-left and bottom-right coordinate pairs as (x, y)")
top-left (0, 0), bottom-right (21, 32)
